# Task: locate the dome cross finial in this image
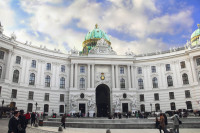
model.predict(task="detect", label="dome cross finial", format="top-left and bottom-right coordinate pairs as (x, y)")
top-left (95, 24), bottom-right (98, 29)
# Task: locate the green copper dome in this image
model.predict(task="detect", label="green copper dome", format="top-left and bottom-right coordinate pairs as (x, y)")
top-left (84, 24), bottom-right (110, 41)
top-left (191, 24), bottom-right (200, 46)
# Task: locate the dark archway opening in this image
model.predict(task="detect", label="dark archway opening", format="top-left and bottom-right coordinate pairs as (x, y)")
top-left (96, 84), bottom-right (110, 117)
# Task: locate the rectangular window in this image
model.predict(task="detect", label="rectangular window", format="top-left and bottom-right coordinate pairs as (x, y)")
top-left (31, 60), bottom-right (36, 68)
top-left (140, 94), bottom-right (144, 102)
top-left (180, 61), bottom-right (186, 69)
top-left (154, 93), bottom-right (159, 101)
top-left (80, 66), bottom-right (85, 73)
top-left (0, 51), bottom-right (4, 59)
top-left (28, 91), bottom-right (34, 100)
top-left (151, 66), bottom-right (156, 73)
top-left (166, 64), bottom-right (171, 71)
top-left (46, 63), bottom-right (51, 70)
top-left (120, 67), bottom-right (124, 74)
top-left (16, 56), bottom-right (21, 64)
top-left (44, 93), bottom-right (49, 101)
top-left (185, 90), bottom-right (191, 98)
top-left (11, 89), bottom-right (17, 98)
top-left (169, 92), bottom-right (175, 99)
top-left (138, 67), bottom-right (142, 74)
top-left (196, 58), bottom-right (200, 66)
top-left (61, 65), bottom-right (65, 72)
top-left (0, 86), bottom-right (2, 95)
top-left (60, 94), bottom-right (64, 102)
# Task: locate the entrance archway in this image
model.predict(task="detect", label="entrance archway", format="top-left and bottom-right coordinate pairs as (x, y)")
top-left (96, 84), bottom-right (110, 117)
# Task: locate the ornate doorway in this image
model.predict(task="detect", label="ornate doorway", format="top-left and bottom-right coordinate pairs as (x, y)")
top-left (96, 84), bottom-right (110, 117)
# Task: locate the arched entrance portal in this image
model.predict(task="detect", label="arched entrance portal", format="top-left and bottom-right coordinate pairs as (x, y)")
top-left (96, 84), bottom-right (110, 117)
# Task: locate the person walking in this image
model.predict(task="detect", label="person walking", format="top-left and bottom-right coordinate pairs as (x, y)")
top-left (24, 112), bottom-right (30, 127)
top-left (31, 112), bottom-right (36, 126)
top-left (18, 110), bottom-right (26, 133)
top-left (61, 114), bottom-right (66, 129)
top-left (155, 116), bottom-right (162, 133)
top-left (8, 110), bottom-right (20, 133)
top-left (171, 113), bottom-right (180, 133)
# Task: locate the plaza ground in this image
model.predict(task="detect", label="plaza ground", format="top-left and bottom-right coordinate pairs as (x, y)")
top-left (1, 118), bottom-right (200, 133)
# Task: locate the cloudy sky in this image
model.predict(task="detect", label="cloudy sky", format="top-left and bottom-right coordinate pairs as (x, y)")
top-left (0, 0), bottom-right (200, 55)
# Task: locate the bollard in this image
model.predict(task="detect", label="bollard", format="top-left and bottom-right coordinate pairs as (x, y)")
top-left (106, 129), bottom-right (111, 133)
top-left (58, 126), bottom-right (63, 131)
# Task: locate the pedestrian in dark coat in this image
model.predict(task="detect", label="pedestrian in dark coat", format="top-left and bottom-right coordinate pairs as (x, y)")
top-left (31, 112), bottom-right (36, 126)
top-left (61, 114), bottom-right (66, 129)
top-left (18, 110), bottom-right (26, 133)
top-left (8, 110), bottom-right (20, 133)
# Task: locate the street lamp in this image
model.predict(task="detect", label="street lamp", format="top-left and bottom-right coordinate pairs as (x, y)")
top-left (150, 103), bottom-right (152, 113)
top-left (35, 102), bottom-right (38, 112)
top-left (1, 99), bottom-right (4, 117)
top-left (65, 104), bottom-right (67, 114)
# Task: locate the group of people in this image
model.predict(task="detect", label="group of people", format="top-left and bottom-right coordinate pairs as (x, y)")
top-left (156, 113), bottom-right (181, 133)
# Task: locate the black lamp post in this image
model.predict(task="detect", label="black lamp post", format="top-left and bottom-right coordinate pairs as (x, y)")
top-left (35, 102), bottom-right (38, 112)
top-left (1, 99), bottom-right (4, 117)
top-left (150, 103), bottom-right (152, 113)
top-left (65, 104), bottom-right (67, 114)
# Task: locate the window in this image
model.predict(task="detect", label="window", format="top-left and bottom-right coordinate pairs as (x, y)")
top-left (138, 78), bottom-right (144, 89)
top-left (0, 86), bottom-right (2, 96)
top-left (169, 92), bottom-right (174, 99)
top-left (167, 75), bottom-right (173, 87)
top-left (120, 78), bottom-right (125, 88)
top-left (152, 77), bottom-right (158, 88)
top-left (196, 58), bottom-right (200, 66)
top-left (0, 66), bottom-right (2, 78)
top-left (151, 66), bottom-right (156, 73)
top-left (186, 101), bottom-right (192, 109)
top-left (46, 63), bottom-right (51, 70)
top-left (198, 71), bottom-right (200, 81)
top-left (140, 94), bottom-right (144, 102)
top-left (80, 78), bottom-right (85, 88)
top-left (155, 104), bottom-right (160, 112)
top-left (0, 51), bottom-right (4, 59)
top-left (12, 70), bottom-right (19, 83)
top-left (59, 105), bottom-right (64, 113)
top-left (16, 56), bottom-right (21, 64)
top-left (44, 93), bottom-right (49, 101)
top-left (120, 67), bottom-right (124, 74)
top-left (140, 104), bottom-right (145, 112)
top-left (60, 77), bottom-right (65, 88)
top-left (138, 67), bottom-right (142, 74)
top-left (166, 64), bottom-right (171, 71)
top-left (182, 73), bottom-right (189, 85)
top-left (60, 94), bottom-right (64, 102)
top-left (61, 65), bottom-right (65, 72)
top-left (44, 104), bottom-right (49, 112)
top-left (11, 89), bottom-right (17, 98)
top-left (180, 61), bottom-right (186, 69)
top-left (28, 91), bottom-right (34, 100)
top-left (80, 66), bottom-right (85, 73)
top-left (31, 60), bottom-right (36, 68)
top-left (27, 103), bottom-right (33, 112)
top-left (185, 90), bottom-right (191, 98)
top-left (170, 102), bottom-right (176, 110)
top-left (29, 73), bottom-right (35, 85)
top-left (45, 75), bottom-right (50, 87)
top-left (154, 93), bottom-right (159, 101)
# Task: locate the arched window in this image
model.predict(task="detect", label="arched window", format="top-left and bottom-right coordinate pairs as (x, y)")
top-left (182, 73), bottom-right (189, 85)
top-left (0, 66), bottom-right (2, 78)
top-left (29, 73), bottom-right (35, 85)
top-left (80, 78), bottom-right (85, 88)
top-left (44, 104), bottom-right (49, 112)
top-left (27, 103), bottom-right (33, 112)
top-left (45, 75), bottom-right (51, 87)
top-left (120, 78), bottom-right (125, 88)
top-left (167, 75), bottom-right (173, 87)
top-left (186, 101), bottom-right (192, 109)
top-left (140, 104), bottom-right (145, 112)
top-left (138, 78), bottom-right (144, 89)
top-left (59, 105), bottom-right (64, 113)
top-left (12, 70), bottom-right (19, 83)
top-left (170, 102), bottom-right (176, 110)
top-left (60, 77), bottom-right (65, 88)
top-left (155, 103), bottom-right (160, 112)
top-left (152, 77), bottom-right (158, 88)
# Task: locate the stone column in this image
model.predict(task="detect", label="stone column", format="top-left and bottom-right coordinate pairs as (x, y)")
top-left (127, 65), bottom-right (131, 88)
top-left (92, 64), bottom-right (94, 88)
top-left (112, 65), bottom-right (115, 88)
top-left (131, 65), bottom-right (135, 88)
top-left (189, 57), bottom-right (198, 83)
top-left (115, 65), bottom-right (119, 88)
top-left (70, 63), bottom-right (74, 88)
top-left (74, 63), bottom-right (78, 88)
top-left (88, 64), bottom-right (90, 88)
top-left (5, 50), bottom-right (12, 80)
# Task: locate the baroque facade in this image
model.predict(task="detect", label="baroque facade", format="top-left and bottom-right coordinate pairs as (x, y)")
top-left (0, 23), bottom-right (200, 117)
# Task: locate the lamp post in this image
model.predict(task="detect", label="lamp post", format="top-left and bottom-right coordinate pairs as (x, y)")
top-left (150, 103), bottom-right (152, 114)
top-left (65, 104), bottom-right (67, 115)
top-left (1, 99), bottom-right (4, 118)
top-left (35, 102), bottom-right (38, 112)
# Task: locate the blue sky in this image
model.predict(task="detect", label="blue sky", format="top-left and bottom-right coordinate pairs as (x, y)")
top-left (0, 0), bottom-right (199, 54)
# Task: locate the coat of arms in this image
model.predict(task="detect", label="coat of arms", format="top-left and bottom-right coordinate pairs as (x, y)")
top-left (100, 73), bottom-right (105, 80)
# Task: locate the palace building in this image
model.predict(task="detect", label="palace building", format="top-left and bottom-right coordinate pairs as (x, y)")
top-left (0, 23), bottom-right (200, 117)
